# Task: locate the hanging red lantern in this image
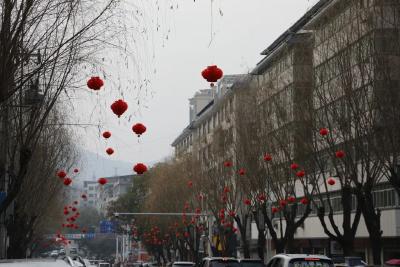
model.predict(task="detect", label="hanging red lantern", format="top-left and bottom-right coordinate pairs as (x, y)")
top-left (73, 168), bottom-right (79, 173)
top-left (263, 153), bottom-right (272, 162)
top-left (81, 194), bottom-right (87, 199)
top-left (229, 211), bottom-right (236, 217)
top-left (187, 180), bottom-right (193, 188)
top-left (319, 128), bottom-right (329, 136)
top-left (87, 76), bottom-right (104, 90)
top-left (111, 99), bottom-right (128, 118)
top-left (238, 168), bottom-right (246, 176)
top-left (72, 207), bottom-right (77, 212)
top-left (132, 123), bottom-right (147, 137)
top-left (287, 196), bottom-right (296, 203)
top-left (201, 65), bottom-right (223, 83)
top-left (64, 210), bottom-right (69, 215)
top-left (296, 170), bottom-right (305, 178)
top-left (102, 131), bottom-right (111, 139)
top-left (223, 186), bottom-right (230, 193)
top-left (195, 208), bottom-right (201, 214)
top-left (335, 150), bottom-right (345, 158)
top-left (98, 177), bottom-right (107, 185)
top-left (272, 207), bottom-right (279, 213)
top-left (327, 177), bottom-right (336, 185)
top-left (224, 161), bottom-right (233, 167)
top-left (244, 198), bottom-right (251, 206)
top-left (63, 177), bottom-right (72, 186)
top-left (257, 193), bottom-right (266, 202)
top-left (133, 163), bottom-right (148, 174)
top-left (57, 170), bottom-right (67, 179)
top-left (300, 197), bottom-right (309, 205)
top-left (279, 200), bottom-right (287, 207)
top-left (290, 163), bottom-right (299, 170)
top-left (106, 147), bottom-right (114, 155)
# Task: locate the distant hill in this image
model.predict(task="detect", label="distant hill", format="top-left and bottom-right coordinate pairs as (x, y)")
top-left (75, 150), bottom-right (133, 181)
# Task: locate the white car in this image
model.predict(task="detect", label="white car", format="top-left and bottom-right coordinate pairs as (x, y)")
top-left (0, 258), bottom-right (70, 266)
top-left (266, 254), bottom-right (334, 267)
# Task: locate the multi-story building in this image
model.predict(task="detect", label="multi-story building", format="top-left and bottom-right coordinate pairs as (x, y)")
top-left (172, 0), bottom-right (400, 263)
top-left (83, 181), bottom-right (99, 208)
top-left (83, 175), bottom-right (133, 213)
top-left (172, 75), bottom-right (244, 159)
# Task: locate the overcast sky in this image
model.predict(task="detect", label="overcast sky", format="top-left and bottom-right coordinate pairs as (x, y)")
top-left (69, 0), bottom-right (320, 178)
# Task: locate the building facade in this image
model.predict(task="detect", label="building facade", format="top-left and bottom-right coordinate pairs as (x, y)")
top-left (172, 0), bottom-right (400, 263)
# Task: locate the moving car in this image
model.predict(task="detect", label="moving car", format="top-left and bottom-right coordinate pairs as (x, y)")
top-left (172, 262), bottom-right (196, 267)
top-left (266, 254), bottom-right (334, 267)
top-left (200, 257), bottom-right (240, 267)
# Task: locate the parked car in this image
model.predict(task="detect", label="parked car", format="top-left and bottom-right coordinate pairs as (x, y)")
top-left (200, 257), bottom-right (240, 267)
top-left (266, 254), bottom-right (334, 267)
top-left (239, 259), bottom-right (265, 267)
top-left (50, 250), bottom-right (60, 258)
top-left (172, 261), bottom-right (196, 267)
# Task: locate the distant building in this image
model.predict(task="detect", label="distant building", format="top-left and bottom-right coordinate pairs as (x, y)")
top-left (83, 175), bottom-right (133, 213)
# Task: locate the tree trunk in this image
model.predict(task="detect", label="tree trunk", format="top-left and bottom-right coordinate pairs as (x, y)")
top-left (358, 189), bottom-right (382, 265)
top-left (275, 240), bottom-right (285, 254)
top-left (257, 229), bottom-right (266, 261)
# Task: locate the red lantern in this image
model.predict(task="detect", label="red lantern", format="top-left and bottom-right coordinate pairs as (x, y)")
top-left (263, 153), bottom-right (272, 162)
top-left (229, 211), bottom-right (236, 217)
top-left (72, 207), bottom-right (77, 212)
top-left (244, 198), bottom-right (251, 206)
top-left (195, 208), bottom-right (201, 214)
top-left (106, 147), bottom-right (114, 155)
top-left (63, 177), bottom-right (72, 186)
top-left (319, 128), bottom-right (329, 136)
top-left (287, 196), bottom-right (296, 203)
top-left (279, 200), bottom-right (287, 207)
top-left (224, 161), bottom-right (233, 167)
top-left (102, 131), bottom-right (111, 139)
top-left (57, 170), bottom-right (67, 179)
top-left (81, 194), bottom-right (87, 199)
top-left (64, 210), bottom-right (69, 215)
top-left (257, 193), bottom-right (266, 202)
top-left (272, 207), bottom-right (279, 213)
top-left (73, 168), bottom-right (79, 173)
top-left (87, 76), bottom-right (104, 90)
top-left (73, 201), bottom-right (78, 205)
top-left (296, 170), bottom-right (305, 178)
top-left (98, 177), bottom-right (107, 185)
top-left (300, 197), bottom-right (309, 205)
top-left (132, 123), bottom-right (147, 137)
top-left (187, 180), bottom-right (193, 188)
top-left (133, 163), bottom-right (148, 174)
top-left (201, 65), bottom-right (223, 83)
top-left (290, 163), bottom-right (299, 170)
top-left (327, 177), bottom-right (336, 185)
top-left (238, 168), bottom-right (246, 176)
top-left (335, 150), bottom-right (345, 158)
top-left (223, 186), bottom-right (230, 193)
top-left (111, 99), bottom-right (128, 118)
